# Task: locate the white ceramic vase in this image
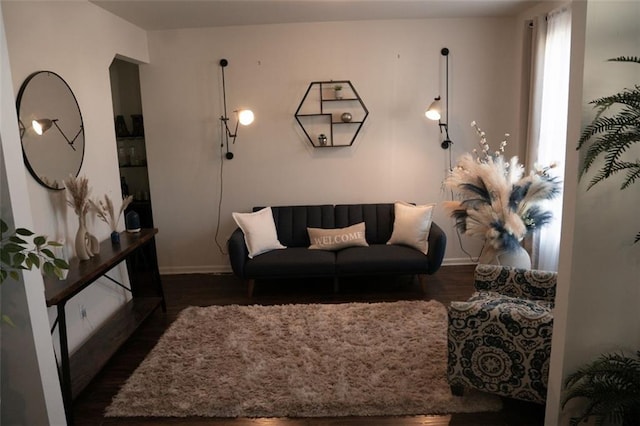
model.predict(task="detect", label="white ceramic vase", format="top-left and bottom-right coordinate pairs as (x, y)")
top-left (479, 244), bottom-right (531, 269)
top-left (75, 214), bottom-right (100, 260)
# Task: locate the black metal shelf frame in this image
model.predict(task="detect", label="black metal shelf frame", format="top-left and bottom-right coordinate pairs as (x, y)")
top-left (294, 80), bottom-right (369, 148)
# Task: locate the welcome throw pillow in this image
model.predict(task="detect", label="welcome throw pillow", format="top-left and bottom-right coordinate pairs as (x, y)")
top-left (308, 222), bottom-right (369, 251)
top-left (232, 207), bottom-right (286, 258)
top-left (387, 201), bottom-right (435, 255)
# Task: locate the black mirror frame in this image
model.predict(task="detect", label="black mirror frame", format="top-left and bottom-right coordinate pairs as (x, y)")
top-left (16, 70), bottom-right (85, 191)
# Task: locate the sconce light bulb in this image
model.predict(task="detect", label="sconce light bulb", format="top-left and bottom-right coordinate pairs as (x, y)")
top-left (425, 110), bottom-right (441, 121)
top-left (238, 109), bottom-right (254, 126)
top-left (33, 120), bottom-right (44, 135)
top-left (425, 98), bottom-right (442, 121)
top-left (32, 119), bottom-right (53, 135)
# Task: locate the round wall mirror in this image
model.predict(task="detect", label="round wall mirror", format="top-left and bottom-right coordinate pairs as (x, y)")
top-left (16, 71), bottom-right (85, 190)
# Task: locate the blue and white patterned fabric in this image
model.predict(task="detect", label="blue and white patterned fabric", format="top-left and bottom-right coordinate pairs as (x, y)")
top-left (447, 264), bottom-right (557, 404)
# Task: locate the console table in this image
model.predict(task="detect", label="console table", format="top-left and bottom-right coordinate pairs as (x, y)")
top-left (44, 228), bottom-right (165, 424)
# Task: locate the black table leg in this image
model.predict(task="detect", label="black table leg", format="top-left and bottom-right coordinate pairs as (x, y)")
top-left (58, 302), bottom-right (74, 425)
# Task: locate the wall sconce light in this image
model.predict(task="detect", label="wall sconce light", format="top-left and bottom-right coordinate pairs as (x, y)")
top-left (219, 58), bottom-right (254, 160)
top-left (425, 47), bottom-right (452, 150)
top-left (31, 118), bottom-right (82, 151)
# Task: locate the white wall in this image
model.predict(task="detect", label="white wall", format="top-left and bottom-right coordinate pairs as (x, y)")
top-left (1, 5), bottom-right (66, 424)
top-left (140, 18), bottom-right (522, 273)
top-left (547, 1), bottom-right (640, 424)
top-left (3, 0), bottom-right (149, 356)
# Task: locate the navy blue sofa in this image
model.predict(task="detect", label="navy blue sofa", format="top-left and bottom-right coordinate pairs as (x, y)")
top-left (227, 203), bottom-right (447, 296)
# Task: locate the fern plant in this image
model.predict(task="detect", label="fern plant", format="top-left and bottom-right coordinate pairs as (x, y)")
top-left (562, 351), bottom-right (640, 426)
top-left (577, 56), bottom-right (640, 243)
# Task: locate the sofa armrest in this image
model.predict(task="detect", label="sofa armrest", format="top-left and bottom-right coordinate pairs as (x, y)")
top-left (473, 264), bottom-right (557, 302)
top-left (426, 222), bottom-right (447, 274)
top-left (227, 228), bottom-right (249, 279)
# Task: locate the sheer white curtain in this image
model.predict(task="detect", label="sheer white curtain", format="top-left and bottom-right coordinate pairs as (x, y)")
top-left (526, 6), bottom-right (572, 271)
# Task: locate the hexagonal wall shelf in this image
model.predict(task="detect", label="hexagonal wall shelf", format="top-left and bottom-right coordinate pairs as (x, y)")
top-left (294, 80), bottom-right (369, 148)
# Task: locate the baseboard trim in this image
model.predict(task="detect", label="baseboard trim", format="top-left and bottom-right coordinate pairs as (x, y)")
top-left (441, 258), bottom-right (478, 266)
top-left (160, 265), bottom-right (232, 275)
top-left (159, 258), bottom-right (476, 275)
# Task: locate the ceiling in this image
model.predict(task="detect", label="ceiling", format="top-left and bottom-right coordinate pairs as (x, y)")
top-left (90, 0), bottom-right (538, 31)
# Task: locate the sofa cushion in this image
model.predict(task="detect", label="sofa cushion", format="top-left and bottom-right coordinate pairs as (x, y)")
top-left (259, 205), bottom-right (335, 248)
top-left (387, 201), bottom-right (435, 255)
top-left (308, 222), bottom-right (369, 251)
top-left (335, 244), bottom-right (430, 275)
top-left (334, 204), bottom-right (395, 244)
top-left (232, 207), bottom-right (286, 258)
top-left (244, 247), bottom-right (336, 278)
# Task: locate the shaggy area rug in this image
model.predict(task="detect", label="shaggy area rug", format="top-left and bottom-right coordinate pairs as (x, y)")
top-left (106, 300), bottom-right (501, 418)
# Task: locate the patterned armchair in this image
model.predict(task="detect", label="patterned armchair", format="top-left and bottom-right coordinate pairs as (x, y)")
top-left (447, 264), bottom-right (557, 404)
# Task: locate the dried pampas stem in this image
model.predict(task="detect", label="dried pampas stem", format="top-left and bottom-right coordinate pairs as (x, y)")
top-left (64, 175), bottom-right (90, 218)
top-left (90, 194), bottom-right (133, 232)
top-left (443, 121), bottom-right (562, 251)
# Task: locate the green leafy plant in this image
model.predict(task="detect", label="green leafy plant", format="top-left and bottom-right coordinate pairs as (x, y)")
top-left (577, 56), bottom-right (640, 243)
top-left (0, 218), bottom-right (69, 283)
top-left (562, 350), bottom-right (640, 426)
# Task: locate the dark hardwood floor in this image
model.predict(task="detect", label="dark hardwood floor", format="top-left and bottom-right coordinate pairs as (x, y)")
top-left (72, 265), bottom-right (545, 425)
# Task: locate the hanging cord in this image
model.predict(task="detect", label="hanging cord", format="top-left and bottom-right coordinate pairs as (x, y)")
top-left (214, 103), bottom-right (229, 256)
top-left (456, 220), bottom-right (479, 262)
top-left (440, 48), bottom-right (478, 264)
top-left (447, 151), bottom-right (479, 263)
top-left (445, 139), bottom-right (476, 262)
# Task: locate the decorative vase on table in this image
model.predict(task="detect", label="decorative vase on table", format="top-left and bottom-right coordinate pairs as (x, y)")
top-left (442, 121), bottom-right (562, 271)
top-left (126, 210), bottom-right (141, 233)
top-left (110, 231), bottom-right (120, 244)
top-left (479, 244), bottom-right (531, 269)
top-left (75, 214), bottom-right (99, 260)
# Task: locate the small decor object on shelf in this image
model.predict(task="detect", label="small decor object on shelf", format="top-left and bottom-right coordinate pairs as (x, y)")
top-left (125, 210), bottom-right (141, 233)
top-left (334, 84), bottom-right (343, 99)
top-left (64, 175), bottom-right (100, 260)
top-left (120, 176), bottom-right (129, 197)
top-left (115, 115), bottom-right (130, 138)
top-left (129, 146), bottom-right (137, 165)
top-left (89, 194), bottom-right (133, 245)
top-left (442, 121), bottom-right (562, 265)
top-left (51, 239), bottom-right (69, 280)
top-left (131, 114), bottom-right (144, 137)
top-left (318, 134), bottom-right (328, 146)
top-left (118, 147), bottom-right (128, 165)
top-left (341, 112), bottom-right (352, 123)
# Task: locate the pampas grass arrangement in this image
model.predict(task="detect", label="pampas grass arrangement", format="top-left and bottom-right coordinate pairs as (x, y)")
top-left (443, 121), bottom-right (562, 253)
top-left (89, 194), bottom-right (133, 232)
top-left (64, 175), bottom-right (90, 218)
top-left (64, 175), bottom-right (99, 260)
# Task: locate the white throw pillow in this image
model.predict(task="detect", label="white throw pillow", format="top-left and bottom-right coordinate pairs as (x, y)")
top-left (386, 201), bottom-right (435, 255)
top-left (232, 207), bottom-right (286, 258)
top-left (308, 222), bottom-right (369, 251)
